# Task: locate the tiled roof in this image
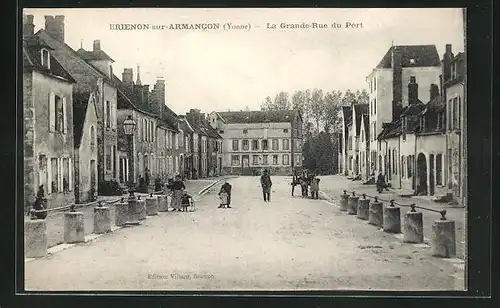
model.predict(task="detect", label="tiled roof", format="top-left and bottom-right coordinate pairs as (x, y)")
top-left (354, 104), bottom-right (369, 135)
top-left (376, 45), bottom-right (441, 69)
top-left (378, 119), bottom-right (402, 140)
top-left (421, 95), bottom-right (444, 115)
top-left (76, 48), bottom-right (115, 62)
top-left (23, 37), bottom-right (76, 83)
top-left (216, 110), bottom-right (296, 124)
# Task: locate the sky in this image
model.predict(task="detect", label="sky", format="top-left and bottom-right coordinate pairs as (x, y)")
top-left (24, 8), bottom-right (465, 115)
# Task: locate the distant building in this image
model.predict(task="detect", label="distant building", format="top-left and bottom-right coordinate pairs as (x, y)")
top-left (338, 106), bottom-right (352, 176)
top-left (23, 14), bottom-right (77, 209)
top-left (208, 110), bottom-right (303, 175)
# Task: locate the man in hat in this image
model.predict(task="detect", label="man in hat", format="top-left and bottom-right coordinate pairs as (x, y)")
top-left (260, 169), bottom-right (273, 202)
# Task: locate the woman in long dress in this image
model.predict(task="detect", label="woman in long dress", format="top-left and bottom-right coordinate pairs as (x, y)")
top-left (168, 175), bottom-right (185, 211)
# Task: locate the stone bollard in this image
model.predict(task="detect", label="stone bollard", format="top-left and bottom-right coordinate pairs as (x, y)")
top-left (431, 211), bottom-right (456, 258)
top-left (157, 195), bottom-right (168, 212)
top-left (64, 212), bottom-right (85, 243)
top-left (357, 194), bottom-right (370, 220)
top-left (340, 190), bottom-right (348, 212)
top-left (127, 194), bottom-right (140, 225)
top-left (25, 219), bottom-right (48, 258)
top-left (146, 194), bottom-right (158, 216)
top-left (383, 200), bottom-right (401, 233)
top-left (137, 197), bottom-right (147, 220)
top-left (369, 197), bottom-right (383, 227)
top-left (403, 205), bottom-right (424, 243)
top-left (115, 199), bottom-right (129, 226)
top-left (93, 203), bottom-right (111, 234)
top-left (347, 192), bottom-right (359, 215)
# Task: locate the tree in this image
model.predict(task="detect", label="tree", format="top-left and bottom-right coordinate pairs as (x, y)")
top-left (355, 89), bottom-right (369, 105)
top-left (291, 90), bottom-right (307, 114)
top-left (308, 89), bottom-right (324, 135)
top-left (274, 92), bottom-right (291, 110)
top-left (341, 89), bottom-right (357, 106)
top-left (260, 96), bottom-right (274, 111)
top-left (322, 90), bottom-right (343, 134)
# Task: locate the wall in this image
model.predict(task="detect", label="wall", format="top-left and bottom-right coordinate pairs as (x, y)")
top-left (30, 71), bottom-right (75, 208)
top-left (76, 98), bottom-right (98, 203)
top-left (399, 133), bottom-right (416, 192)
top-left (23, 71), bottom-right (35, 210)
top-left (99, 81), bottom-right (118, 182)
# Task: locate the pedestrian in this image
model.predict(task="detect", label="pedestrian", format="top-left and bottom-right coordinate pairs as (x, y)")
top-left (300, 174), bottom-right (308, 197)
top-left (167, 175), bottom-right (185, 211)
top-left (291, 170), bottom-right (300, 197)
top-left (310, 177), bottom-right (320, 199)
top-left (154, 177), bottom-right (163, 193)
top-left (181, 191), bottom-right (193, 212)
top-left (217, 181), bottom-right (232, 208)
top-left (376, 171), bottom-right (386, 193)
top-left (260, 169), bottom-right (272, 202)
top-left (145, 168), bottom-right (151, 186)
top-left (32, 185), bottom-right (47, 219)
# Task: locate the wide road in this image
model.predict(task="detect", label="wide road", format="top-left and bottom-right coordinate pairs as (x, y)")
top-left (25, 176), bottom-right (460, 291)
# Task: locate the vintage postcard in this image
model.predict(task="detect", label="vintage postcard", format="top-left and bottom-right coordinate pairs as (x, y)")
top-left (22, 7), bottom-right (467, 292)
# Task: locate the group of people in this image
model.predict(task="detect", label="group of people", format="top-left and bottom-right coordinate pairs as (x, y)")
top-left (291, 169), bottom-right (321, 199)
top-left (153, 174), bottom-right (194, 212)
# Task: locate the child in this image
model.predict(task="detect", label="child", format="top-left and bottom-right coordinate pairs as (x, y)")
top-left (310, 177), bottom-right (320, 199)
top-left (181, 191), bottom-right (193, 212)
top-left (218, 181), bottom-right (232, 208)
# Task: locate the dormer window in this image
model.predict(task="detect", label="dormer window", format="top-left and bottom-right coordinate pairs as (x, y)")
top-left (409, 58), bottom-right (416, 65)
top-left (41, 48), bottom-right (50, 69)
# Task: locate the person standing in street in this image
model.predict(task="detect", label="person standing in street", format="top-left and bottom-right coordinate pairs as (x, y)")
top-left (218, 181), bottom-right (232, 208)
top-left (167, 175), bottom-right (185, 211)
top-left (291, 170), bottom-right (300, 197)
top-left (260, 169), bottom-right (272, 202)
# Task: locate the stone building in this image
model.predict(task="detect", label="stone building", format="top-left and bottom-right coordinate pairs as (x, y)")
top-left (443, 47), bottom-right (466, 203)
top-left (36, 16), bottom-right (119, 186)
top-left (73, 92), bottom-right (99, 203)
top-left (178, 115), bottom-right (194, 179)
top-left (366, 45), bottom-right (441, 175)
top-left (186, 109), bottom-right (209, 178)
top-left (23, 14), bottom-right (77, 209)
top-left (208, 109), bottom-right (303, 175)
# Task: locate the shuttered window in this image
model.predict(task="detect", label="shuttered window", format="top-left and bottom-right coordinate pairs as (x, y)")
top-left (49, 92), bottom-right (56, 132)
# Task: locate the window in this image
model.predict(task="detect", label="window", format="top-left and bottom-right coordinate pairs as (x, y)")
top-left (401, 156), bottom-right (405, 178)
top-left (374, 77), bottom-right (376, 90)
top-left (282, 139), bottom-right (290, 150)
top-left (407, 155), bottom-right (413, 177)
top-left (283, 154), bottom-right (289, 165)
top-left (219, 130), bottom-right (224, 134)
top-left (437, 112), bottom-right (444, 130)
top-left (374, 98), bottom-right (377, 114)
top-left (106, 146), bottom-right (112, 170)
top-left (106, 101), bottom-right (111, 128)
top-left (262, 140), bottom-right (269, 150)
top-left (410, 76), bottom-right (416, 83)
top-left (232, 139), bottom-right (239, 151)
top-left (62, 158), bottom-right (69, 193)
top-left (242, 139), bottom-right (249, 150)
top-left (231, 155), bottom-right (240, 166)
top-left (447, 99), bottom-right (453, 130)
top-left (90, 126), bottom-right (96, 146)
top-left (436, 154), bottom-right (443, 185)
top-left (272, 139), bottom-right (279, 151)
top-left (420, 117), bottom-right (426, 132)
top-left (51, 95), bottom-right (64, 133)
top-left (252, 140), bottom-right (259, 150)
top-left (295, 139), bottom-right (301, 150)
top-left (50, 158), bottom-right (59, 193)
top-left (41, 49), bottom-right (50, 69)
top-left (283, 129), bottom-right (289, 133)
top-left (262, 155), bottom-right (268, 165)
top-left (409, 58), bottom-right (416, 64)
top-left (272, 155), bottom-right (279, 165)
top-left (452, 97), bottom-right (458, 129)
top-left (243, 129), bottom-right (248, 134)
top-left (295, 154), bottom-right (301, 166)
top-left (253, 155), bottom-right (259, 165)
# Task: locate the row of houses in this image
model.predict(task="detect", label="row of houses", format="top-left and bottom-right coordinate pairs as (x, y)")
top-left (22, 14), bottom-right (304, 209)
top-left (338, 43), bottom-right (466, 204)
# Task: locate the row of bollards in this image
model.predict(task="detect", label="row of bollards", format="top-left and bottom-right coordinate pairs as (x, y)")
top-left (25, 193), bottom-right (170, 258)
top-left (339, 190), bottom-right (456, 258)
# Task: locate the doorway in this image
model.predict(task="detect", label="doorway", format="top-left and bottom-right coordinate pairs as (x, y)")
top-left (416, 153), bottom-right (427, 195)
top-left (429, 154), bottom-right (435, 196)
top-left (90, 159), bottom-right (96, 200)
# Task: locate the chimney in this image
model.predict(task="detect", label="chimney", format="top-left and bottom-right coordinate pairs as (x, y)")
top-left (122, 68), bottom-right (133, 83)
top-left (391, 46), bottom-right (403, 120)
top-left (442, 44), bottom-right (454, 83)
top-left (136, 66), bottom-right (142, 85)
top-left (430, 84), bottom-right (440, 100)
top-left (408, 80), bottom-right (419, 105)
top-left (45, 15), bottom-right (65, 43)
top-left (23, 14), bottom-right (35, 39)
top-left (93, 40), bottom-right (101, 52)
top-left (142, 85), bottom-right (149, 105)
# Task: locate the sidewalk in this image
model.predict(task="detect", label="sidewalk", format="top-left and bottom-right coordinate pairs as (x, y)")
top-left (317, 175), bottom-right (466, 261)
top-left (26, 177), bottom-right (226, 249)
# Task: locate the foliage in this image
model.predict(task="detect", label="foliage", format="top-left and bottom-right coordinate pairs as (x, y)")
top-left (260, 87), bottom-right (369, 174)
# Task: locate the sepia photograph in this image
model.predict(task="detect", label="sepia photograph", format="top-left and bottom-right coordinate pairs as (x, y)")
top-left (21, 7), bottom-right (467, 292)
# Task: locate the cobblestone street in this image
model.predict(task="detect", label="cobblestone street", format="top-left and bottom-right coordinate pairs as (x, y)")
top-left (25, 176), bottom-right (462, 291)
